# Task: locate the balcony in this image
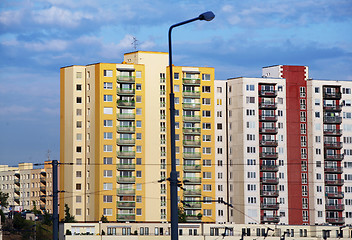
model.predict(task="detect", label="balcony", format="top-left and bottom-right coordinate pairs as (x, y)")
top-left (40, 171), bottom-right (46, 177)
top-left (117, 113), bottom-right (135, 120)
top-left (323, 129), bottom-right (342, 136)
top-left (183, 140), bottom-right (201, 147)
top-left (14, 197), bottom-right (20, 203)
top-left (325, 204), bottom-right (344, 211)
top-left (183, 189), bottom-right (201, 196)
top-left (182, 103), bottom-right (201, 110)
top-left (324, 166), bottom-right (343, 174)
top-left (259, 140), bottom-right (278, 147)
top-left (259, 102), bottom-right (277, 109)
top-left (323, 116), bottom-right (342, 124)
top-left (117, 201), bottom-right (135, 208)
top-left (184, 202), bottom-right (202, 209)
top-left (323, 91), bottom-right (341, 99)
top-left (261, 216), bottom-right (280, 223)
top-left (14, 187), bottom-right (20, 195)
top-left (183, 177), bottom-right (201, 185)
top-left (185, 215), bottom-right (202, 222)
top-left (259, 115), bottom-right (278, 122)
top-left (116, 138), bottom-right (135, 145)
top-left (117, 188), bottom-right (135, 196)
top-left (117, 151), bottom-right (135, 158)
top-left (116, 75), bottom-right (135, 83)
top-left (324, 105), bottom-right (342, 112)
top-left (117, 88), bottom-right (135, 95)
top-left (40, 176), bottom-right (46, 184)
top-left (325, 192), bottom-right (344, 199)
top-left (183, 153), bottom-right (201, 159)
top-left (183, 127), bottom-right (201, 135)
top-left (14, 179), bottom-right (20, 185)
top-left (183, 91), bottom-right (200, 98)
top-left (261, 177), bottom-right (279, 185)
top-left (15, 173), bottom-right (20, 178)
top-left (326, 217), bottom-right (345, 224)
top-left (324, 141), bottom-right (343, 149)
top-left (117, 100), bottom-right (135, 108)
top-left (183, 115), bottom-right (201, 122)
top-left (261, 203), bottom-right (279, 210)
top-left (260, 152), bottom-right (278, 159)
top-left (183, 78), bottom-right (200, 85)
top-left (117, 176), bottom-right (135, 183)
top-left (40, 204), bottom-right (46, 210)
top-left (40, 196), bottom-right (46, 202)
top-left (325, 154), bottom-right (344, 161)
top-left (117, 164), bottom-right (135, 170)
top-left (40, 186), bottom-right (46, 193)
top-left (117, 214), bottom-right (135, 221)
top-left (183, 165), bottom-right (201, 172)
top-left (260, 165), bottom-right (278, 172)
top-left (260, 190), bottom-right (279, 197)
top-left (259, 127), bottom-right (278, 134)
top-left (325, 179), bottom-right (344, 186)
top-left (258, 90), bottom-right (277, 97)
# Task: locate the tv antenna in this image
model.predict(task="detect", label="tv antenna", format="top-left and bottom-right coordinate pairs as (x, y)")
top-left (131, 37), bottom-right (139, 50)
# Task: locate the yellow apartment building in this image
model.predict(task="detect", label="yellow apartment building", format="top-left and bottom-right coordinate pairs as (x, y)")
top-left (60, 51), bottom-right (216, 223)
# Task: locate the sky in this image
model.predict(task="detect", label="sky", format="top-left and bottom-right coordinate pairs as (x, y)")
top-left (0, 0), bottom-right (351, 166)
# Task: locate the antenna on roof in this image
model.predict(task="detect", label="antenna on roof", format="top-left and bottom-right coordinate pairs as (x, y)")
top-left (47, 149), bottom-right (51, 160)
top-left (131, 37), bottom-right (139, 51)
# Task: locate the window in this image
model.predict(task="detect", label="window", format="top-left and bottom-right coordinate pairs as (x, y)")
top-left (103, 183), bottom-right (112, 190)
top-left (104, 107), bottom-right (113, 114)
top-left (103, 208), bottom-right (112, 216)
top-left (136, 121), bottom-right (141, 127)
top-left (104, 70), bottom-right (113, 77)
top-left (104, 95), bottom-right (113, 102)
top-left (103, 170), bottom-right (112, 177)
top-left (203, 123), bottom-right (211, 129)
top-left (203, 159), bottom-right (211, 166)
top-left (136, 133), bottom-right (142, 140)
top-left (203, 184), bottom-right (212, 191)
top-left (136, 108), bottom-right (142, 115)
top-left (136, 171), bottom-right (142, 178)
top-left (104, 145), bottom-right (112, 152)
top-left (246, 85), bottom-right (255, 91)
top-left (202, 86), bottom-right (211, 93)
top-left (136, 71), bottom-right (141, 78)
top-left (202, 110), bottom-right (211, 117)
top-left (136, 146), bottom-right (142, 153)
top-left (174, 73), bottom-right (179, 80)
top-left (103, 157), bottom-right (112, 164)
top-left (246, 97), bottom-right (255, 103)
top-left (136, 208), bottom-right (142, 216)
top-left (203, 172), bottom-right (212, 179)
top-left (203, 209), bottom-right (212, 216)
top-left (202, 98), bottom-right (211, 105)
top-left (103, 195), bottom-right (113, 203)
top-left (76, 183), bottom-right (81, 190)
top-left (217, 123), bottom-right (222, 130)
top-left (76, 146), bottom-right (82, 153)
top-left (76, 84), bottom-right (82, 91)
top-left (76, 171), bottom-right (81, 178)
top-left (104, 120), bottom-right (113, 127)
top-left (217, 87), bottom-right (222, 93)
top-left (136, 84), bottom-right (142, 90)
top-left (202, 74), bottom-right (210, 81)
top-left (104, 82), bottom-right (113, 89)
top-left (315, 87), bottom-right (319, 93)
top-left (136, 96), bottom-right (142, 103)
top-left (203, 147), bottom-right (211, 154)
top-left (104, 132), bottom-right (113, 139)
top-left (203, 135), bottom-right (211, 142)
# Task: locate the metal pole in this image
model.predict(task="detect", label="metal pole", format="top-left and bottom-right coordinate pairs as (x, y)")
top-left (52, 160), bottom-right (58, 240)
top-left (168, 16), bottom-right (200, 240)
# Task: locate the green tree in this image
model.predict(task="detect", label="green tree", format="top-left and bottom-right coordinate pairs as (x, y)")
top-left (100, 215), bottom-right (108, 223)
top-left (32, 201), bottom-right (41, 215)
top-left (0, 191), bottom-right (9, 208)
top-left (62, 204), bottom-right (75, 223)
top-left (178, 204), bottom-right (186, 223)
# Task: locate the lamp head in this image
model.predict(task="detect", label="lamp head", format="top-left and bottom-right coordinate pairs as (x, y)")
top-left (199, 11), bottom-right (215, 21)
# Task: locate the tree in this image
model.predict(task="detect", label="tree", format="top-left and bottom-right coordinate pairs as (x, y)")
top-left (0, 191), bottom-right (9, 208)
top-left (178, 204), bottom-right (186, 223)
top-left (32, 201), bottom-right (41, 215)
top-left (100, 215), bottom-right (108, 223)
top-left (62, 204), bottom-right (75, 223)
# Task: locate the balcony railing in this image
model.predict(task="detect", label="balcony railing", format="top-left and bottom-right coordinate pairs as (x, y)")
top-left (261, 216), bottom-right (280, 223)
top-left (183, 177), bottom-right (201, 184)
top-left (183, 140), bottom-right (201, 147)
top-left (184, 165), bottom-right (201, 172)
top-left (185, 215), bottom-right (202, 222)
top-left (261, 203), bottom-right (279, 210)
top-left (260, 190), bottom-right (279, 197)
top-left (182, 103), bottom-right (201, 110)
top-left (325, 179), bottom-right (344, 186)
top-left (259, 127), bottom-right (278, 134)
top-left (259, 140), bottom-right (278, 147)
top-left (260, 177), bottom-right (279, 184)
top-left (260, 165), bottom-right (278, 172)
top-left (183, 127), bottom-right (201, 135)
top-left (323, 92), bottom-right (341, 99)
top-left (324, 141), bottom-right (343, 149)
top-left (117, 201), bottom-right (135, 208)
top-left (117, 164), bottom-right (135, 170)
top-left (183, 115), bottom-right (201, 122)
top-left (325, 204), bottom-right (344, 211)
top-left (183, 91), bottom-right (200, 98)
top-left (14, 188), bottom-right (20, 195)
top-left (117, 176), bottom-right (135, 183)
top-left (326, 217), bottom-right (345, 224)
top-left (117, 214), bottom-right (135, 221)
top-left (183, 152), bottom-right (201, 159)
top-left (14, 197), bottom-right (20, 203)
top-left (117, 100), bottom-right (135, 108)
top-left (40, 204), bottom-right (46, 210)
top-left (184, 189), bottom-right (201, 196)
top-left (117, 151), bottom-right (135, 158)
top-left (14, 179), bottom-right (20, 185)
top-left (40, 186), bottom-right (46, 193)
top-left (116, 76), bottom-right (135, 83)
top-left (183, 78), bottom-right (200, 85)
top-left (324, 166), bottom-right (343, 174)
top-left (258, 90), bottom-right (277, 97)
top-left (260, 152), bottom-right (278, 159)
top-left (259, 115), bottom-right (278, 122)
top-left (117, 113), bottom-right (135, 120)
top-left (184, 202), bottom-right (202, 209)
top-left (323, 105), bottom-right (342, 111)
top-left (323, 116), bottom-right (342, 124)
top-left (325, 191), bottom-right (344, 198)
top-left (259, 102), bottom-right (277, 109)
top-left (325, 154), bottom-right (344, 161)
top-left (323, 129), bottom-right (342, 136)
top-left (117, 188), bottom-right (135, 195)
top-left (116, 138), bottom-right (135, 145)
top-left (117, 88), bottom-right (135, 95)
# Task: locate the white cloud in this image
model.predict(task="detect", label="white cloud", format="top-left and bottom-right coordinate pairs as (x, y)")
top-left (221, 4), bottom-right (234, 13)
top-left (0, 105), bottom-right (34, 116)
top-left (2, 38), bottom-right (68, 52)
top-left (0, 10), bottom-right (23, 26)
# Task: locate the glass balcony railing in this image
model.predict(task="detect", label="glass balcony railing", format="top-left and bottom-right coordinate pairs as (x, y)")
top-left (183, 115), bottom-right (201, 122)
top-left (323, 129), bottom-right (342, 136)
top-left (117, 113), bottom-right (135, 120)
top-left (324, 166), bottom-right (343, 173)
top-left (183, 152), bottom-right (202, 159)
top-left (261, 215), bottom-right (280, 223)
top-left (183, 78), bottom-right (200, 85)
top-left (260, 165), bottom-right (278, 172)
top-left (183, 164), bottom-right (201, 172)
top-left (116, 138), bottom-right (135, 145)
top-left (260, 177), bottom-right (279, 184)
top-left (325, 204), bottom-right (344, 211)
top-left (117, 100), bottom-right (135, 108)
top-left (259, 102), bottom-right (277, 109)
top-left (324, 141), bottom-right (343, 149)
top-left (259, 127), bottom-right (278, 134)
top-left (116, 76), bottom-right (135, 83)
top-left (323, 92), bottom-right (341, 99)
top-left (182, 103), bottom-right (201, 110)
top-left (117, 188), bottom-right (135, 195)
top-left (259, 140), bottom-right (278, 147)
top-left (323, 105), bottom-right (342, 111)
top-left (183, 127), bottom-right (201, 135)
top-left (323, 116), bottom-right (342, 124)
top-left (259, 115), bottom-right (278, 122)
top-left (117, 163), bottom-right (135, 170)
top-left (117, 88), bottom-right (135, 95)
top-left (183, 189), bottom-right (201, 196)
top-left (259, 152), bottom-right (278, 159)
top-left (260, 190), bottom-right (279, 197)
top-left (117, 176), bottom-right (135, 183)
top-left (183, 140), bottom-right (201, 147)
top-left (183, 177), bottom-right (201, 184)
top-left (326, 217), bottom-right (345, 224)
top-left (117, 201), bottom-right (135, 208)
top-left (117, 213), bottom-right (135, 221)
top-left (325, 179), bottom-right (344, 185)
top-left (325, 191), bottom-right (344, 198)
top-left (258, 90), bottom-right (277, 97)
top-left (260, 203), bottom-right (279, 210)
top-left (183, 91), bottom-right (200, 98)
top-left (324, 154), bottom-right (344, 161)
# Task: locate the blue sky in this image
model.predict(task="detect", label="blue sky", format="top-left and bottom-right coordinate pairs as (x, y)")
top-left (1, 0), bottom-right (351, 165)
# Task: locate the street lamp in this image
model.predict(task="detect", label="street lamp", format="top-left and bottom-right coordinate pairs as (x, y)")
top-left (168, 11), bottom-right (215, 240)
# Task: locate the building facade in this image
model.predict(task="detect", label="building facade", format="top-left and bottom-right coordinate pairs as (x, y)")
top-left (60, 51), bottom-right (216, 223)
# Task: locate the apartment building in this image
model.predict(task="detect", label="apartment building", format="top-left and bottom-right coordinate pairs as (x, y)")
top-left (60, 51), bottom-right (216, 223)
top-left (223, 65), bottom-right (352, 225)
top-left (0, 161), bottom-right (54, 214)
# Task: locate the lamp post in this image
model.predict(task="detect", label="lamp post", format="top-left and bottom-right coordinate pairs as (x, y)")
top-left (168, 11), bottom-right (215, 240)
